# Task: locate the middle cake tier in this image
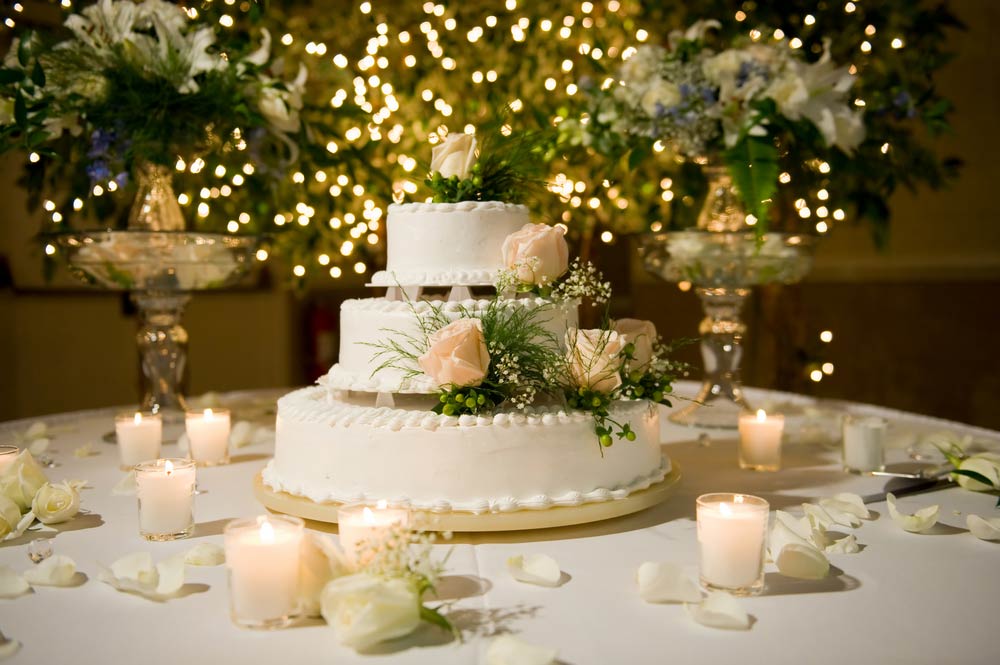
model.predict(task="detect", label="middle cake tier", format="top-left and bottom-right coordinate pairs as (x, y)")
top-left (324, 296), bottom-right (579, 394)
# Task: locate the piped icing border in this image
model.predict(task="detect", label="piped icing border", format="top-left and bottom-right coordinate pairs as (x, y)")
top-left (388, 201), bottom-right (528, 214)
top-left (370, 268), bottom-right (497, 287)
top-left (341, 295), bottom-right (559, 313)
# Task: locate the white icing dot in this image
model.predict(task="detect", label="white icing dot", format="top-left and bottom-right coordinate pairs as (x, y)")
top-left (493, 413), bottom-right (509, 426)
top-left (458, 414), bottom-right (476, 427)
top-left (542, 414), bottom-right (556, 426)
top-left (527, 415), bottom-right (541, 425)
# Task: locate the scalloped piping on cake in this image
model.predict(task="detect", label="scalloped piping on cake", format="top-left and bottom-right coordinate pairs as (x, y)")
top-left (261, 455), bottom-right (670, 514)
top-left (388, 201), bottom-right (527, 214)
top-left (370, 268), bottom-right (499, 286)
top-left (340, 295), bottom-right (559, 312)
top-left (281, 386), bottom-right (653, 430)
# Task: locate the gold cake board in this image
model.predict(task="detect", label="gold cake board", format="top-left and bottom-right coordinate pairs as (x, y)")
top-left (253, 464), bottom-right (680, 533)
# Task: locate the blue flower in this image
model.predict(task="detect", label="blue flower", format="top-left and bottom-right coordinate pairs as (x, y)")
top-left (679, 83), bottom-right (693, 99)
top-left (87, 160), bottom-right (111, 183)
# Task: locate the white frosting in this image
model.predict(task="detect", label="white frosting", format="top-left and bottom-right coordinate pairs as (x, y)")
top-left (372, 201), bottom-right (528, 286)
top-left (263, 387), bottom-right (669, 513)
top-left (330, 296), bottom-right (578, 393)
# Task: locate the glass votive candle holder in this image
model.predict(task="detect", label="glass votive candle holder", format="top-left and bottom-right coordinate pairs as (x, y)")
top-left (842, 415), bottom-right (888, 474)
top-left (697, 493), bottom-right (769, 596)
top-left (185, 408), bottom-right (231, 466)
top-left (0, 445), bottom-right (19, 472)
top-left (115, 411), bottom-right (163, 470)
top-left (337, 501), bottom-right (411, 567)
top-left (738, 409), bottom-right (785, 472)
top-left (135, 458), bottom-right (196, 541)
top-left (224, 515), bottom-right (305, 630)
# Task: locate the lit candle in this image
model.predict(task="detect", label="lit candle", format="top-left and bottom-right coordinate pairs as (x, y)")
top-left (224, 515), bottom-right (304, 629)
top-left (185, 408), bottom-right (231, 466)
top-left (337, 501), bottom-right (410, 565)
top-left (842, 415), bottom-right (888, 473)
top-left (0, 445), bottom-right (18, 472)
top-left (697, 493), bottom-right (769, 595)
top-left (134, 458), bottom-right (196, 541)
top-left (115, 411), bottom-right (163, 469)
top-left (738, 409), bottom-right (785, 471)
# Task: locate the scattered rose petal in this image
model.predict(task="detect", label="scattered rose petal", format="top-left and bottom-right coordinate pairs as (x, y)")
top-left (299, 533), bottom-right (349, 617)
top-left (28, 438), bottom-right (50, 456)
top-left (769, 511), bottom-right (814, 559)
top-left (112, 470), bottom-right (137, 496)
top-left (966, 515), bottom-right (1000, 541)
top-left (25, 422), bottom-right (47, 440)
top-left (10, 513), bottom-right (36, 540)
top-left (686, 591), bottom-right (751, 630)
top-left (0, 565), bottom-right (30, 598)
top-left (636, 562), bottom-right (702, 603)
top-left (100, 552), bottom-right (187, 600)
top-left (802, 503), bottom-right (835, 530)
top-left (184, 543), bottom-right (225, 566)
top-left (230, 421), bottom-right (255, 448)
top-left (507, 554), bottom-right (562, 587)
top-left (486, 634), bottom-right (558, 665)
top-left (73, 443), bottom-right (97, 458)
top-left (776, 544), bottom-right (830, 579)
top-left (154, 555), bottom-right (186, 596)
top-left (0, 637), bottom-right (21, 660)
top-left (886, 493), bottom-right (939, 533)
top-left (824, 533), bottom-right (860, 554)
top-left (23, 555), bottom-right (77, 586)
top-left (819, 493), bottom-right (870, 520)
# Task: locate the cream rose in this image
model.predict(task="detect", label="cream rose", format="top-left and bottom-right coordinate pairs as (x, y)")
top-left (0, 495), bottom-right (20, 541)
top-left (418, 318), bottom-right (490, 388)
top-left (31, 481), bottom-right (81, 525)
top-left (0, 451), bottom-right (48, 513)
top-left (614, 319), bottom-right (657, 373)
top-left (566, 328), bottom-right (627, 394)
top-left (502, 223), bottom-right (569, 286)
top-left (320, 573), bottom-right (421, 650)
top-left (430, 133), bottom-right (477, 180)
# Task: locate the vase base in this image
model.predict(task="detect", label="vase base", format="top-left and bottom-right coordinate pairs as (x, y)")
top-left (669, 385), bottom-right (751, 430)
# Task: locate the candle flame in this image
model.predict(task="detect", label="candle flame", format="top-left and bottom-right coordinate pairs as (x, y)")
top-left (260, 519), bottom-right (275, 544)
top-left (756, 409), bottom-right (767, 422)
top-left (204, 408), bottom-right (214, 419)
top-left (362, 506), bottom-right (376, 525)
top-left (134, 412), bottom-right (142, 424)
top-left (164, 459), bottom-right (174, 476)
top-left (376, 499), bottom-right (388, 510)
top-left (735, 494), bottom-right (745, 504)
top-left (719, 502), bottom-right (733, 517)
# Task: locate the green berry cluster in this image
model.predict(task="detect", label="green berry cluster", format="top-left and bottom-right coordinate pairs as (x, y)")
top-left (426, 163), bottom-right (484, 203)
top-left (433, 384), bottom-right (502, 417)
top-left (565, 386), bottom-right (636, 448)
top-left (620, 370), bottom-right (672, 406)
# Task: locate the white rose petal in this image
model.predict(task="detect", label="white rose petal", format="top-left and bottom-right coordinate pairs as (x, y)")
top-left (23, 555), bottom-right (77, 586)
top-left (0, 565), bottom-right (30, 598)
top-left (768, 510), bottom-right (814, 559)
top-left (486, 634), bottom-right (558, 665)
top-left (25, 422), bottom-right (47, 440)
top-left (230, 421), bottom-right (255, 449)
top-left (100, 551), bottom-right (187, 600)
top-left (0, 637), bottom-right (20, 659)
top-left (154, 555), bottom-right (187, 596)
top-left (320, 573), bottom-right (421, 650)
top-left (966, 514), bottom-right (1000, 541)
top-left (636, 562), bottom-right (701, 603)
top-left (955, 455), bottom-right (1000, 492)
top-left (112, 470), bottom-right (137, 496)
top-left (776, 544), bottom-right (830, 579)
top-left (802, 503), bottom-right (835, 530)
top-left (886, 493), bottom-right (939, 533)
top-left (825, 534), bottom-right (860, 554)
top-left (11, 512), bottom-right (35, 540)
top-left (184, 543), bottom-right (225, 566)
top-left (28, 438), bottom-right (50, 456)
top-left (109, 552), bottom-right (157, 586)
top-left (819, 493), bottom-right (870, 520)
top-left (299, 533), bottom-right (349, 617)
top-left (0, 495), bottom-right (20, 541)
top-left (507, 554), bottom-right (562, 587)
top-left (686, 591), bottom-right (751, 630)
top-left (73, 443), bottom-right (96, 458)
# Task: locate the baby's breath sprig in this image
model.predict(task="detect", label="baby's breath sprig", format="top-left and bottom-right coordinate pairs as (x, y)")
top-left (549, 259), bottom-right (612, 305)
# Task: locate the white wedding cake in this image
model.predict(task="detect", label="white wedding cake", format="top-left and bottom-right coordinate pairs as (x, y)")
top-left (263, 130), bottom-right (674, 516)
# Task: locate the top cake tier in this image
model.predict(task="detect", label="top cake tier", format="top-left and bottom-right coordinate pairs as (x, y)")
top-left (369, 201), bottom-right (528, 287)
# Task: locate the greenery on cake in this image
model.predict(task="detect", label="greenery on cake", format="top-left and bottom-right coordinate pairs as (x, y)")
top-left (423, 109), bottom-right (551, 205)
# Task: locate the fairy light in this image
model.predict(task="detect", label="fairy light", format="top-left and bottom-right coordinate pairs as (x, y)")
top-left (820, 330), bottom-right (834, 343)
top-left (329, 266), bottom-right (342, 278)
top-left (293, 265), bottom-right (306, 277)
top-left (891, 38), bottom-right (905, 49)
top-left (44, 243), bottom-right (56, 255)
top-left (810, 369), bottom-right (824, 382)
top-left (822, 362), bottom-right (835, 375)
top-left (255, 249), bottom-right (269, 261)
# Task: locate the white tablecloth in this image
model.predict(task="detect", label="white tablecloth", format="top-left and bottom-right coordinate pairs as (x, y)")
top-left (1, 382), bottom-right (998, 665)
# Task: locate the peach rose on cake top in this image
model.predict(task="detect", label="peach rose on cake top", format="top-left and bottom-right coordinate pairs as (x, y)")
top-left (613, 319), bottom-right (657, 372)
top-left (430, 133), bottom-right (477, 180)
top-left (502, 223), bottom-right (569, 286)
top-left (418, 318), bottom-right (491, 388)
top-left (566, 328), bottom-right (627, 394)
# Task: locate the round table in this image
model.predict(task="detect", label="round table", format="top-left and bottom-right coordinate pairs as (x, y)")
top-left (1, 382), bottom-right (997, 665)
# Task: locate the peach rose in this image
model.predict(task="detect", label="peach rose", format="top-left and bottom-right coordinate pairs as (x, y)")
top-left (501, 223), bottom-right (569, 286)
top-left (565, 328), bottom-right (627, 393)
top-left (614, 319), bottom-right (657, 372)
top-left (430, 133), bottom-right (477, 179)
top-left (418, 318), bottom-right (490, 388)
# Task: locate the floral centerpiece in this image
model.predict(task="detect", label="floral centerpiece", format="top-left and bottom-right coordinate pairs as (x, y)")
top-left (562, 20), bottom-right (864, 232)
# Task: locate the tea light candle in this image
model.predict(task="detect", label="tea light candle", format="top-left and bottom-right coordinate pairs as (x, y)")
top-left (697, 493), bottom-right (769, 595)
top-left (224, 515), bottom-right (304, 629)
top-left (338, 501), bottom-right (410, 565)
top-left (0, 445), bottom-right (18, 472)
top-left (185, 408), bottom-right (231, 466)
top-left (135, 458), bottom-right (196, 541)
top-left (115, 411), bottom-right (162, 469)
top-left (738, 409), bottom-right (785, 471)
top-left (843, 415), bottom-right (888, 473)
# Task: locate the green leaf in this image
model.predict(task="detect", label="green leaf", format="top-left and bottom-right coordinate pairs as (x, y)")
top-left (419, 605), bottom-right (454, 636)
top-left (723, 135), bottom-right (778, 228)
top-left (627, 144), bottom-right (651, 172)
top-left (31, 61), bottom-right (45, 87)
top-left (951, 468), bottom-right (997, 488)
top-left (0, 68), bottom-right (22, 85)
top-left (14, 93), bottom-right (27, 127)
top-left (17, 37), bottom-right (30, 68)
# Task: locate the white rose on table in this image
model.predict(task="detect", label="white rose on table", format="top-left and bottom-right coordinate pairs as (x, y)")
top-left (0, 451), bottom-right (48, 512)
top-left (613, 319), bottom-right (657, 373)
top-left (955, 453), bottom-right (1000, 492)
top-left (0, 495), bottom-right (20, 541)
top-left (430, 133), bottom-right (477, 180)
top-left (566, 328), bottom-right (627, 394)
top-left (320, 573), bottom-right (421, 650)
top-left (502, 223), bottom-right (569, 286)
top-left (31, 481), bottom-right (81, 525)
top-left (418, 319), bottom-right (490, 388)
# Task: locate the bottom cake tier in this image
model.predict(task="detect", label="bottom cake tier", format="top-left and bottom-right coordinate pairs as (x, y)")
top-left (263, 386), bottom-right (670, 514)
